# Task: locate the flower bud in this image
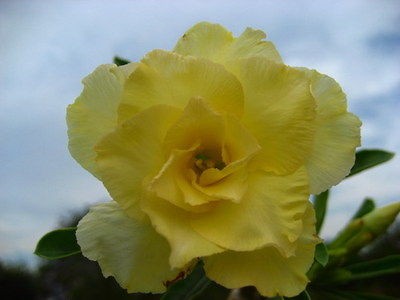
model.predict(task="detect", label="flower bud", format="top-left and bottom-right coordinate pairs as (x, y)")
top-left (329, 202), bottom-right (400, 258)
top-left (362, 202), bottom-right (400, 235)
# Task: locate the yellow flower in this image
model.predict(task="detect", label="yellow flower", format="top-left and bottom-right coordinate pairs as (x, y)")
top-left (67, 22), bottom-right (361, 297)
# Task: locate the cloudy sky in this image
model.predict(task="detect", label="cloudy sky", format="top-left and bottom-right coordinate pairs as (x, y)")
top-left (1, 0), bottom-right (399, 267)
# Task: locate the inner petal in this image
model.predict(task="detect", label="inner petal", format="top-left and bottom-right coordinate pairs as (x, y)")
top-left (149, 144), bottom-right (218, 212)
top-left (163, 97), bottom-right (225, 155)
top-left (191, 114), bottom-right (261, 203)
top-left (197, 114), bottom-right (261, 187)
top-left (150, 97), bottom-right (261, 208)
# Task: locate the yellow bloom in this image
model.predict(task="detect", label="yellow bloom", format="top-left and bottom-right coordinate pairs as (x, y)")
top-left (68, 22), bottom-right (361, 297)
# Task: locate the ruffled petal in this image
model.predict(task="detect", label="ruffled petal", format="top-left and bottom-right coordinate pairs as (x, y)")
top-left (67, 63), bottom-right (137, 178)
top-left (140, 193), bottom-right (224, 269)
top-left (224, 27), bottom-right (282, 63)
top-left (301, 69), bottom-right (361, 194)
top-left (174, 22), bottom-right (282, 64)
top-left (173, 22), bottom-right (234, 62)
top-left (191, 168), bottom-right (310, 255)
top-left (76, 201), bottom-right (180, 293)
top-left (203, 203), bottom-right (318, 298)
top-left (118, 50), bottom-right (244, 123)
top-left (232, 57), bottom-right (317, 175)
top-left (95, 105), bottom-right (181, 218)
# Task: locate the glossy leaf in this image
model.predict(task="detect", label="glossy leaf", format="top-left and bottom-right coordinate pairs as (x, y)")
top-left (315, 243), bottom-right (329, 267)
top-left (34, 227), bottom-right (81, 259)
top-left (113, 56), bottom-right (130, 66)
top-left (162, 261), bottom-right (211, 300)
top-left (344, 255), bottom-right (400, 280)
top-left (313, 190), bottom-right (329, 234)
top-left (347, 149), bottom-right (394, 177)
top-left (352, 198), bottom-right (376, 219)
top-left (320, 255), bottom-right (400, 285)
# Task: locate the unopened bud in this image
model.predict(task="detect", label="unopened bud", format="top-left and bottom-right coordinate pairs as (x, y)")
top-left (362, 202), bottom-right (400, 236)
top-left (328, 202), bottom-right (400, 265)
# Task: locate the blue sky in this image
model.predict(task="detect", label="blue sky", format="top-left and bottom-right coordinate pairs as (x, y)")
top-left (1, 0), bottom-right (399, 267)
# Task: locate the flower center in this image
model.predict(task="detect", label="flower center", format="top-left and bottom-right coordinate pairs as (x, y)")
top-left (194, 153), bottom-right (225, 172)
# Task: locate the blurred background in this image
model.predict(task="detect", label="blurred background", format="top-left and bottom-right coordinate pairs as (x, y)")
top-left (1, 0), bottom-right (399, 299)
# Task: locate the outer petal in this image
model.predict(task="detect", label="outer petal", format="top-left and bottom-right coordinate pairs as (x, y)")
top-left (191, 168), bottom-right (310, 255)
top-left (224, 27), bottom-right (282, 63)
top-left (76, 201), bottom-right (180, 293)
top-left (118, 50), bottom-right (244, 123)
top-left (174, 22), bottom-right (282, 64)
top-left (302, 70), bottom-right (361, 194)
top-left (173, 22), bottom-right (234, 62)
top-left (141, 192), bottom-right (225, 269)
top-left (203, 203), bottom-right (318, 298)
top-left (67, 63), bottom-right (137, 178)
top-left (233, 57), bottom-right (316, 175)
top-left (95, 105), bottom-right (181, 218)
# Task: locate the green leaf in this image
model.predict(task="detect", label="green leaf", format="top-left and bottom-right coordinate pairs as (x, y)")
top-left (162, 261), bottom-right (211, 300)
top-left (113, 56), bottom-right (130, 66)
top-left (347, 149), bottom-right (394, 177)
top-left (313, 190), bottom-right (329, 234)
top-left (344, 255), bottom-right (400, 280)
top-left (34, 227), bottom-right (81, 259)
top-left (320, 255), bottom-right (400, 285)
top-left (352, 198), bottom-right (376, 219)
top-left (315, 243), bottom-right (329, 267)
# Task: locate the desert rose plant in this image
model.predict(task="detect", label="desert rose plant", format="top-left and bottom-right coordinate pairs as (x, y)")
top-left (35, 22), bottom-right (399, 299)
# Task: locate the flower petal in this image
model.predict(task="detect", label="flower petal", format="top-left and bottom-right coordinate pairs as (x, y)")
top-left (153, 98), bottom-right (260, 205)
top-left (224, 27), bottom-right (282, 63)
top-left (191, 168), bottom-right (310, 255)
top-left (95, 105), bottom-right (181, 218)
top-left (119, 50), bottom-right (244, 123)
top-left (174, 22), bottom-right (282, 64)
top-left (163, 97), bottom-right (225, 154)
top-left (76, 201), bottom-right (180, 293)
top-left (150, 98), bottom-right (226, 208)
top-left (203, 203), bottom-right (318, 298)
top-left (222, 114), bottom-right (261, 164)
top-left (141, 193), bottom-right (225, 269)
top-left (234, 57), bottom-right (316, 175)
top-left (174, 22), bottom-right (234, 62)
top-left (302, 70), bottom-right (361, 194)
top-left (67, 63), bottom-right (137, 178)
top-left (149, 146), bottom-right (216, 211)
top-left (193, 167), bottom-right (248, 203)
